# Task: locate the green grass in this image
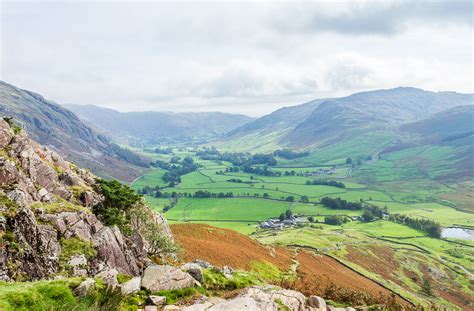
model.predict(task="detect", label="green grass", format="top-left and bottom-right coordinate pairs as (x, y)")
top-left (165, 197), bottom-right (293, 222)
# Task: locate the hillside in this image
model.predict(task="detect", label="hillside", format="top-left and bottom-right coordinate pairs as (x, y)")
top-left (171, 224), bottom-right (409, 307)
top-left (0, 117), bottom-right (371, 311)
top-left (65, 104), bottom-right (254, 146)
top-left (212, 98), bottom-right (327, 151)
top-left (0, 81), bottom-right (147, 181)
top-left (213, 87), bottom-right (473, 151)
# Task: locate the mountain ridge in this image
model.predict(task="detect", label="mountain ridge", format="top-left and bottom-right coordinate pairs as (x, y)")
top-left (65, 104), bottom-right (255, 146)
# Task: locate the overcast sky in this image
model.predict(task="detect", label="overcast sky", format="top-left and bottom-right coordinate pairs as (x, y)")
top-left (1, 1), bottom-right (472, 116)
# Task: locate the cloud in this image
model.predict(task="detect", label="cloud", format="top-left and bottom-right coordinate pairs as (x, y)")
top-left (0, 1), bottom-right (472, 116)
top-left (271, 0), bottom-right (473, 36)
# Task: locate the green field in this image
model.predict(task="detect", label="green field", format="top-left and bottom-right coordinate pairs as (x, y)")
top-left (131, 145), bottom-right (474, 309)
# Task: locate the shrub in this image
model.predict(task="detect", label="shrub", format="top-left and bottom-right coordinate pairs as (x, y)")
top-left (92, 179), bottom-right (141, 233)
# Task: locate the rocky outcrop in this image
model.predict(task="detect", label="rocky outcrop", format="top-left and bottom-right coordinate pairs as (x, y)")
top-left (141, 265), bottom-right (199, 292)
top-left (0, 118), bottom-right (172, 281)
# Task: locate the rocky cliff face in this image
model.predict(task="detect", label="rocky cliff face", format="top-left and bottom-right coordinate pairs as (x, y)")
top-left (0, 118), bottom-right (172, 281)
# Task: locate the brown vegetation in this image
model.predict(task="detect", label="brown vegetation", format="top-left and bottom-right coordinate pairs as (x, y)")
top-left (172, 224), bottom-right (408, 307)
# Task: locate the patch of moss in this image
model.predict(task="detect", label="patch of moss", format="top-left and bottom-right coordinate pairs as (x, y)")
top-left (3, 117), bottom-right (22, 134)
top-left (202, 268), bottom-right (261, 292)
top-left (250, 260), bottom-right (295, 283)
top-left (0, 193), bottom-right (18, 217)
top-left (154, 287), bottom-right (206, 305)
top-left (31, 197), bottom-right (90, 214)
top-left (60, 237), bottom-right (97, 263)
top-left (117, 273), bottom-right (133, 285)
top-left (0, 277), bottom-right (127, 311)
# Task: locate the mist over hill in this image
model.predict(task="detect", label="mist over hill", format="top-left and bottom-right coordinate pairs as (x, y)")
top-left (65, 104), bottom-right (255, 146)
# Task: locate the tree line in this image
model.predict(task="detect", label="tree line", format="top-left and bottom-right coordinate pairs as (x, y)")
top-left (388, 214), bottom-right (441, 238)
top-left (306, 180), bottom-right (346, 188)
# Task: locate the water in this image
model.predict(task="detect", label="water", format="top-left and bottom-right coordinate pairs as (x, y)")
top-left (441, 227), bottom-right (474, 241)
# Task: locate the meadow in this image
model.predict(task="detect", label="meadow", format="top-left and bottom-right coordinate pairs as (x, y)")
top-left (132, 146), bottom-right (474, 309)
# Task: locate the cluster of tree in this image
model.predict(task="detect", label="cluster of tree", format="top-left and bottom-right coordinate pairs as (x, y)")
top-left (242, 165), bottom-right (281, 176)
top-left (108, 143), bottom-right (149, 167)
top-left (162, 156), bottom-right (199, 185)
top-left (306, 180), bottom-right (346, 188)
top-left (192, 190), bottom-right (234, 198)
top-left (226, 178), bottom-right (253, 184)
top-left (388, 214), bottom-right (442, 238)
top-left (153, 147), bottom-right (173, 155)
top-left (346, 155), bottom-right (372, 167)
top-left (197, 149), bottom-right (277, 167)
top-left (92, 179), bottom-right (142, 233)
top-left (137, 185), bottom-right (161, 196)
top-left (279, 209), bottom-right (293, 221)
top-left (361, 205), bottom-right (386, 222)
top-left (324, 215), bottom-right (347, 225)
top-left (320, 197), bottom-right (363, 210)
top-left (273, 149), bottom-right (310, 160)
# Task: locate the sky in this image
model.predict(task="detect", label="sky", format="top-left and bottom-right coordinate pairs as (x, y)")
top-left (1, 0), bottom-right (473, 116)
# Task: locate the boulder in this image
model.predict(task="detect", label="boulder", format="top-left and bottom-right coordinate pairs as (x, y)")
top-left (121, 276), bottom-right (142, 295)
top-left (182, 302), bottom-right (213, 311)
top-left (193, 259), bottom-right (213, 269)
top-left (96, 268), bottom-right (119, 287)
top-left (75, 278), bottom-right (96, 296)
top-left (69, 254), bottom-right (87, 267)
top-left (144, 306), bottom-right (158, 311)
top-left (148, 295), bottom-right (167, 306)
top-left (239, 286), bottom-right (306, 311)
top-left (208, 297), bottom-right (277, 311)
top-left (141, 265), bottom-right (199, 292)
top-left (163, 306), bottom-right (182, 311)
top-left (307, 295), bottom-right (326, 311)
top-left (181, 262), bottom-right (204, 283)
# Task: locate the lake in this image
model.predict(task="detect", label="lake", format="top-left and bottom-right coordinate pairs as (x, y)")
top-left (441, 227), bottom-right (474, 241)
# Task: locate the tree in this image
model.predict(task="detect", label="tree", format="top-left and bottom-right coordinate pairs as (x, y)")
top-left (279, 213), bottom-right (286, 221)
top-left (300, 195), bottom-right (309, 203)
top-left (285, 196), bottom-right (295, 202)
top-left (421, 277), bottom-right (433, 296)
top-left (324, 215), bottom-right (344, 225)
top-left (285, 209), bottom-right (293, 218)
top-left (361, 210), bottom-right (375, 222)
top-left (346, 157), bottom-right (352, 164)
top-left (154, 190), bottom-right (162, 198)
top-left (307, 216), bottom-right (315, 223)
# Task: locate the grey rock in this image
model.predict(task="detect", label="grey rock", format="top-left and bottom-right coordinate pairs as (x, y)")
top-left (208, 297), bottom-right (277, 311)
top-left (148, 295), bottom-right (167, 306)
top-left (96, 268), bottom-right (119, 287)
top-left (239, 286), bottom-right (306, 311)
top-left (69, 254), bottom-right (87, 267)
top-left (307, 296), bottom-right (326, 311)
top-left (163, 306), bottom-right (182, 311)
top-left (141, 265), bottom-right (199, 292)
top-left (121, 276), bottom-right (142, 295)
top-left (92, 226), bottom-right (140, 276)
top-left (144, 306), bottom-right (158, 311)
top-left (75, 278), bottom-right (96, 296)
top-left (181, 262), bottom-right (204, 283)
top-left (182, 302), bottom-right (213, 311)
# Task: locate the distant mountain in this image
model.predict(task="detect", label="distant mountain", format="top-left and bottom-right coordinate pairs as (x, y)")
top-left (214, 87), bottom-right (473, 151)
top-left (212, 99), bottom-right (328, 151)
top-left (0, 81), bottom-right (147, 181)
top-left (65, 104), bottom-right (255, 146)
